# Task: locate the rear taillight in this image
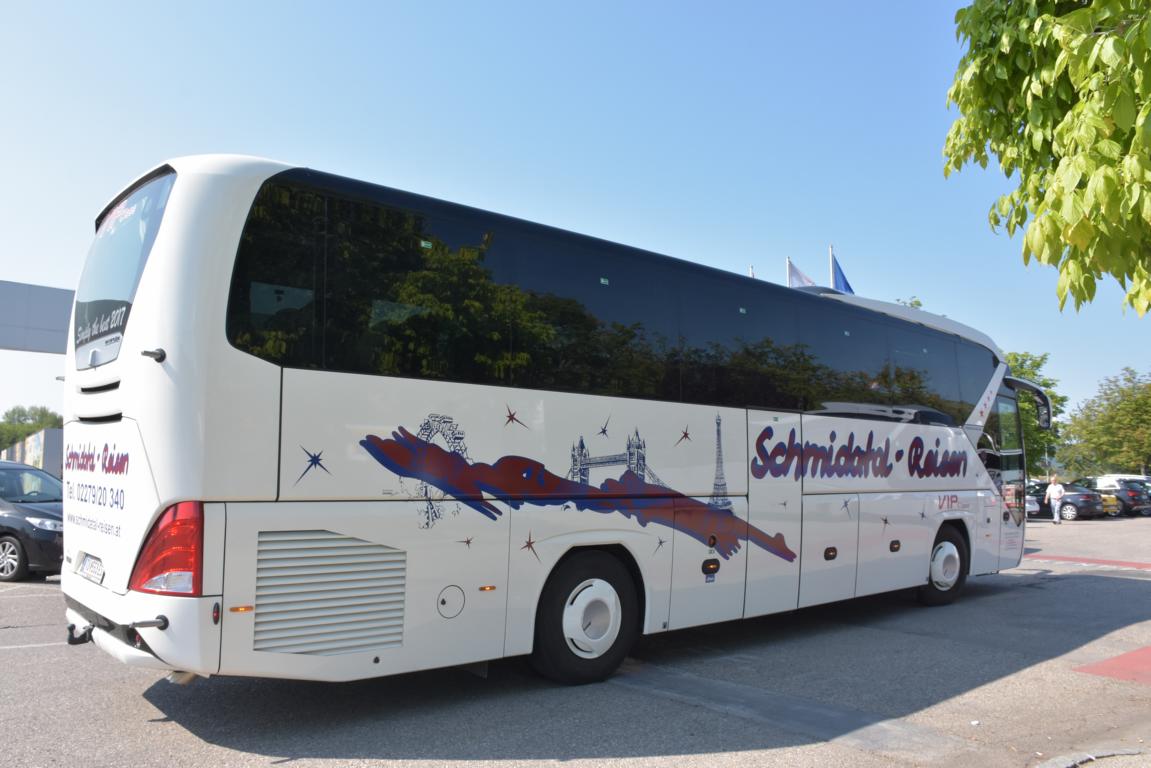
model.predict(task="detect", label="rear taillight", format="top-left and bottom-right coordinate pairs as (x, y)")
top-left (1126, 491), bottom-right (1138, 497)
top-left (128, 502), bottom-right (203, 596)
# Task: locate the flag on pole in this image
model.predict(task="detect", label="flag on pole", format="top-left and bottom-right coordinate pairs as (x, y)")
top-left (830, 249), bottom-right (854, 294)
top-left (787, 257), bottom-right (815, 288)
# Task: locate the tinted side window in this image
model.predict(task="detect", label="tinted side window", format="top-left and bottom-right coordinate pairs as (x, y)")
top-left (800, 305), bottom-right (891, 413)
top-left (227, 181), bottom-right (323, 369)
top-left (228, 173), bottom-right (997, 419)
top-left (323, 197), bottom-right (520, 384)
top-left (678, 271), bottom-right (805, 410)
top-left (956, 342), bottom-right (999, 421)
top-left (888, 326), bottom-right (962, 425)
top-left (499, 226), bottom-right (679, 401)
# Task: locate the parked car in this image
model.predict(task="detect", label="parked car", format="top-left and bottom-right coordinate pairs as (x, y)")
top-left (0, 461), bottom-right (64, 581)
top-left (1074, 477), bottom-right (1151, 516)
top-left (1026, 482), bottom-right (1105, 521)
top-left (1099, 492), bottom-right (1121, 517)
top-left (1025, 495), bottom-right (1040, 516)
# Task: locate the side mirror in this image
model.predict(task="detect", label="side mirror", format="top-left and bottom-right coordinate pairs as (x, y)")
top-left (1004, 375), bottom-right (1053, 431)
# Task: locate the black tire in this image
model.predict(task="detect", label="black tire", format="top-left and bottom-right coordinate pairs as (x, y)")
top-left (0, 535), bottom-right (29, 582)
top-left (1059, 503), bottom-right (1078, 521)
top-left (530, 550), bottom-right (639, 684)
top-left (917, 526), bottom-right (968, 606)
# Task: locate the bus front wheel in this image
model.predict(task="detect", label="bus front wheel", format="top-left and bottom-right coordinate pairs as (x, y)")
top-left (530, 550), bottom-right (638, 684)
top-left (917, 526), bottom-right (968, 606)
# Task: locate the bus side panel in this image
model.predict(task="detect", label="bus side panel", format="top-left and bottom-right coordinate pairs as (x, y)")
top-left (126, 166), bottom-right (281, 504)
top-left (972, 490), bottom-right (1003, 575)
top-left (668, 497), bottom-right (748, 631)
top-left (797, 494), bottom-right (860, 608)
top-left (219, 501), bottom-right (509, 682)
top-left (276, 370), bottom-right (749, 505)
top-left (745, 411), bottom-right (802, 619)
top-left (855, 491), bottom-right (963, 597)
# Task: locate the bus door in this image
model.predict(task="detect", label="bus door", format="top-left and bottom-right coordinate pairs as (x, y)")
top-left (744, 412), bottom-right (802, 618)
top-left (972, 394), bottom-right (1026, 572)
top-left (995, 396), bottom-right (1026, 569)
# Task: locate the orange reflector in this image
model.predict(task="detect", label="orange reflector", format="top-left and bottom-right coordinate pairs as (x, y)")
top-left (479, 585), bottom-right (497, 592)
top-left (229, 605), bottom-right (255, 613)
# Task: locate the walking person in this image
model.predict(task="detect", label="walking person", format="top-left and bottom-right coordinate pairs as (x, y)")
top-left (1045, 474), bottom-right (1065, 524)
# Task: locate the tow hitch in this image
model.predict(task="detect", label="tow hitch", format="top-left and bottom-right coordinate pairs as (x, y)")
top-left (66, 623), bottom-right (94, 646)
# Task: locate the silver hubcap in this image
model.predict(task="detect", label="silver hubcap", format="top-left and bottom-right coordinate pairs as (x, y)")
top-left (0, 541), bottom-right (18, 577)
top-left (1060, 504), bottom-right (1077, 520)
top-left (562, 578), bottom-right (622, 659)
top-left (929, 541), bottom-right (961, 591)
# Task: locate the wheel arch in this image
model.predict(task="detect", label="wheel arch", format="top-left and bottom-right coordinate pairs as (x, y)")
top-left (939, 518), bottom-right (971, 568)
top-left (546, 544), bottom-right (647, 636)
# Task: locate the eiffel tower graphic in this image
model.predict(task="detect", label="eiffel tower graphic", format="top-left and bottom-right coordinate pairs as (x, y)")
top-left (710, 413), bottom-right (733, 511)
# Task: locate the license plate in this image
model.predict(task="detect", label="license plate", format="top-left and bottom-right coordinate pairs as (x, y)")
top-left (78, 554), bottom-right (105, 585)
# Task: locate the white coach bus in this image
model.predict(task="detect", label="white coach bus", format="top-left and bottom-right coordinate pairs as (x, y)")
top-left (62, 155), bottom-right (1052, 685)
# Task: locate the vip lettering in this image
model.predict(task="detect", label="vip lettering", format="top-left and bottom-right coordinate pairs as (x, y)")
top-left (750, 427), bottom-right (894, 480)
top-left (938, 494), bottom-right (960, 510)
top-left (908, 437), bottom-right (967, 478)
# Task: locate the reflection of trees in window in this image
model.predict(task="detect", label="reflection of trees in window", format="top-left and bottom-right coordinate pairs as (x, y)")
top-left (227, 184), bottom-right (324, 368)
top-left (227, 172), bottom-right (1000, 417)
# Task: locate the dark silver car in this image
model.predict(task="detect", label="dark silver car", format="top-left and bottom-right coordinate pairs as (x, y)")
top-left (1025, 482), bottom-right (1105, 521)
top-left (0, 461), bottom-right (64, 581)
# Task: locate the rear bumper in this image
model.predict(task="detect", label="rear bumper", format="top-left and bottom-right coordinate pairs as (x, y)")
top-left (61, 569), bottom-right (221, 675)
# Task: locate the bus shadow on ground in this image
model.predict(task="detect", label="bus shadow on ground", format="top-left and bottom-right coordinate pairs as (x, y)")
top-left (143, 569), bottom-right (1151, 762)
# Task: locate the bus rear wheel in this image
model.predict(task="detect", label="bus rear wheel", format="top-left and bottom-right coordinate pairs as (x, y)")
top-left (530, 551), bottom-right (638, 685)
top-left (917, 526), bottom-right (967, 606)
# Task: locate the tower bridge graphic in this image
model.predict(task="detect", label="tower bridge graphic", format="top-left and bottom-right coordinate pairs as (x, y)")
top-left (405, 412), bottom-right (734, 529)
top-left (569, 414), bottom-right (733, 511)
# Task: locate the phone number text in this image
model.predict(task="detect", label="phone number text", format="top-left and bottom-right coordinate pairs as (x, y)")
top-left (66, 481), bottom-right (126, 510)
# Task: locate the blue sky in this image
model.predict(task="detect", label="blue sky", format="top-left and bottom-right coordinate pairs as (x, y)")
top-left (0, 2), bottom-right (1144, 418)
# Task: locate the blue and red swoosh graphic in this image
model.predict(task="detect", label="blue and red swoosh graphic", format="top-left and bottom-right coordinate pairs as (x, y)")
top-left (361, 427), bottom-right (795, 562)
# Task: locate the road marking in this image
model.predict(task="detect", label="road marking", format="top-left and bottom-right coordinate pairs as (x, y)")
top-left (1023, 554), bottom-right (1151, 571)
top-left (0, 642), bottom-right (67, 651)
top-left (609, 660), bottom-right (972, 760)
top-left (1075, 646), bottom-right (1151, 686)
top-left (0, 592), bottom-right (62, 599)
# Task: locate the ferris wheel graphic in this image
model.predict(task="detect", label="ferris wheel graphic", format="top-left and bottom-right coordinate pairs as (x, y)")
top-left (411, 414), bottom-right (472, 529)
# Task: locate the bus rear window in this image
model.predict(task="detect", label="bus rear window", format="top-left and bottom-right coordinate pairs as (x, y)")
top-left (74, 170), bottom-right (176, 370)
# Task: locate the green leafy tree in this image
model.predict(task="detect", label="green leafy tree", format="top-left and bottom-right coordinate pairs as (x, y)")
top-left (1061, 367), bottom-right (1151, 473)
top-left (1005, 351), bottom-right (1068, 476)
top-left (945, 1), bottom-right (1151, 315)
top-left (0, 406), bottom-right (63, 452)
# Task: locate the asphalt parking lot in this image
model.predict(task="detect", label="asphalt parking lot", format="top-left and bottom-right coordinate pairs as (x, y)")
top-left (3, 518), bottom-right (1149, 768)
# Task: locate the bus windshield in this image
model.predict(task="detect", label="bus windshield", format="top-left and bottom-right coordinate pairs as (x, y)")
top-left (74, 170), bottom-right (176, 370)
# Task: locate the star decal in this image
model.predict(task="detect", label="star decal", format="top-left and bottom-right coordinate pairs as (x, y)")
top-left (653, 537), bottom-right (667, 555)
top-left (598, 416), bottom-right (611, 438)
top-left (675, 426), bottom-right (691, 446)
top-left (521, 531), bottom-right (541, 562)
top-left (458, 537), bottom-right (473, 548)
top-left (295, 446), bottom-right (331, 485)
top-left (504, 405), bottom-right (527, 429)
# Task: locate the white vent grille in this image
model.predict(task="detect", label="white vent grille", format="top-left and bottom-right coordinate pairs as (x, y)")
top-left (254, 530), bottom-right (405, 655)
